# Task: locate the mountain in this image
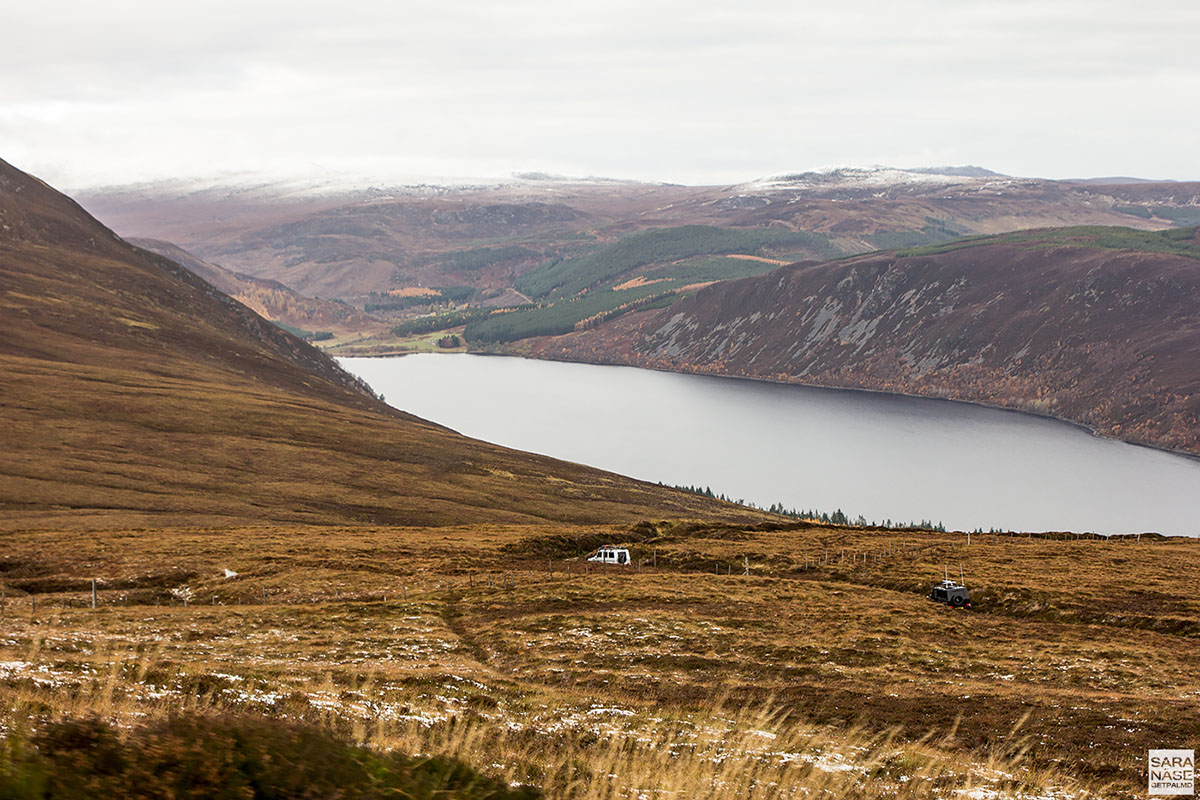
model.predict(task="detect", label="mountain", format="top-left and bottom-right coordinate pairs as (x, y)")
top-left (0, 157), bottom-right (742, 530)
top-left (128, 238), bottom-right (388, 339)
top-left (905, 165), bottom-right (1006, 178)
top-left (512, 226), bottom-right (1200, 455)
top-left (76, 170), bottom-right (1197, 302)
top-left (1068, 176), bottom-right (1174, 185)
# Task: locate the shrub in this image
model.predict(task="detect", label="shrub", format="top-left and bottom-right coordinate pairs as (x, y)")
top-left (0, 715), bottom-right (539, 800)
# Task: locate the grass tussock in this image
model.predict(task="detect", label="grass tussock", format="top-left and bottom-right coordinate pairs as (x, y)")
top-left (1, 523), bottom-right (1195, 798)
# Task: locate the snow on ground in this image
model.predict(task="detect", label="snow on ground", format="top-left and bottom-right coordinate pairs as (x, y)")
top-left (740, 166), bottom-right (979, 193)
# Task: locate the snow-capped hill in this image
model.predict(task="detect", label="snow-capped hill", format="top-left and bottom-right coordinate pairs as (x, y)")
top-left (741, 165), bottom-right (1006, 193)
top-left (905, 165), bottom-right (1007, 178)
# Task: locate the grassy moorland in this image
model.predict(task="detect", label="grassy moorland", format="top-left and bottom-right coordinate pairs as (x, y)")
top-left (1, 523), bottom-right (1196, 798)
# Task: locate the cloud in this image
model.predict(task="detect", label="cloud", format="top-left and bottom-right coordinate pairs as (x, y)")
top-left (3, 0), bottom-right (1198, 189)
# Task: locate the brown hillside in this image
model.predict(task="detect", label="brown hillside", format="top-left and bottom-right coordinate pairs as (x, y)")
top-left (519, 227), bottom-right (1200, 455)
top-left (77, 175), bottom-right (1185, 299)
top-left (129, 238), bottom-right (388, 337)
top-left (0, 158), bottom-right (748, 530)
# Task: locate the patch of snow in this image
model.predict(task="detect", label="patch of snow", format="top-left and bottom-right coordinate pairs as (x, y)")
top-left (740, 165), bottom-right (979, 194)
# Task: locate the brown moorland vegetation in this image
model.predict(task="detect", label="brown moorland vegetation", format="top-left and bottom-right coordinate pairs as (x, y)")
top-left (0, 523), bottom-right (1196, 798)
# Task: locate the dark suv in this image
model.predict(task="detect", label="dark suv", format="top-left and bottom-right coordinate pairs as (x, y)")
top-left (928, 579), bottom-right (971, 608)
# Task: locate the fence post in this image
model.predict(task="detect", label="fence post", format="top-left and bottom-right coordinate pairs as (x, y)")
top-left (92, 579), bottom-right (97, 609)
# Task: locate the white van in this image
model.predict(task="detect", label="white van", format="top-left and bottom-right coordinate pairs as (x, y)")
top-left (587, 545), bottom-right (631, 565)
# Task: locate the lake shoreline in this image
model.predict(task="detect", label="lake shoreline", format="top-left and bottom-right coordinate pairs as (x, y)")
top-left (338, 353), bottom-right (1200, 536)
top-left (343, 348), bottom-right (1200, 466)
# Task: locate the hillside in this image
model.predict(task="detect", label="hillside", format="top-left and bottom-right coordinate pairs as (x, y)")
top-left (129, 237), bottom-right (389, 339)
top-left (0, 157), bottom-right (746, 530)
top-left (514, 226), bottom-right (1200, 455)
top-left (2, 522), bottom-right (1197, 798)
top-left (76, 169), bottom-right (1195, 301)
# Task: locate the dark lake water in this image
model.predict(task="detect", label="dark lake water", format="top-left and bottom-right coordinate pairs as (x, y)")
top-left (340, 354), bottom-right (1200, 536)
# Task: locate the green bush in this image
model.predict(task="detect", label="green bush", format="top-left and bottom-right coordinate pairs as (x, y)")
top-left (0, 715), bottom-right (539, 800)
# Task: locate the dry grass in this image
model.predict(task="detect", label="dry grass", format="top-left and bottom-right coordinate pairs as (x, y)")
top-left (3, 522), bottom-right (1194, 797)
top-left (723, 254), bottom-right (790, 266)
top-left (612, 276), bottom-right (667, 291)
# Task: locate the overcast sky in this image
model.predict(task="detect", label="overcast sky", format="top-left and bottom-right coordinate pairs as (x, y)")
top-left (3, 0), bottom-right (1198, 190)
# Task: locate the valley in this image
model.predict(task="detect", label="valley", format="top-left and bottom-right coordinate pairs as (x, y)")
top-left (79, 169), bottom-right (1200, 458)
top-left (4, 158), bottom-right (1198, 798)
top-left (9, 2), bottom-right (1199, 797)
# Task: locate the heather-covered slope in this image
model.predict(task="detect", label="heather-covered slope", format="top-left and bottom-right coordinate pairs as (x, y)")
top-left (519, 227), bottom-right (1200, 455)
top-left (129, 237), bottom-right (388, 338)
top-left (0, 158), bottom-right (744, 529)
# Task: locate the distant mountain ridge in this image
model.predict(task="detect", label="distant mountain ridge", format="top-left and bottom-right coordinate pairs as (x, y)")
top-left (742, 165), bottom-right (1010, 192)
top-left (77, 169), bottom-right (1196, 300)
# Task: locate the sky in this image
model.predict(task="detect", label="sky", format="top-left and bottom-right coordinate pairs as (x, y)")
top-left (3, 0), bottom-right (1198, 191)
